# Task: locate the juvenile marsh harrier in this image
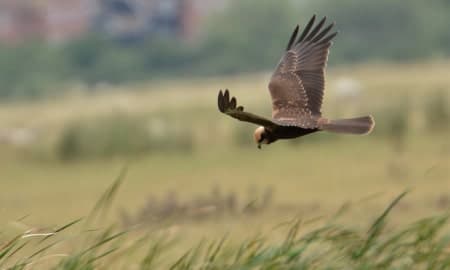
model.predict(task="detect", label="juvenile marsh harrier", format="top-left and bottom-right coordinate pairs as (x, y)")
top-left (217, 15), bottom-right (374, 148)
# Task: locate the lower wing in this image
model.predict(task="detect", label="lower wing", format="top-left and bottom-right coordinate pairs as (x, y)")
top-left (218, 89), bottom-right (276, 127)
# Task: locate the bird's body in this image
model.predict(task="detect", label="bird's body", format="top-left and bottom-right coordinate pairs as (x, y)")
top-left (217, 15), bottom-right (375, 148)
top-left (261, 126), bottom-right (318, 143)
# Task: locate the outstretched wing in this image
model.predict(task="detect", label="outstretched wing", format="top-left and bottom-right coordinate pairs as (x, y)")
top-left (269, 15), bottom-right (337, 128)
top-left (218, 89), bottom-right (276, 127)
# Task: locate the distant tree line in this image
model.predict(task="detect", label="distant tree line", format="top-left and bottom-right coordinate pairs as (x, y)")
top-left (0, 0), bottom-right (449, 100)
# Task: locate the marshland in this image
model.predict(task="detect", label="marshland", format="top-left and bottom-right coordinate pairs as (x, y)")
top-left (0, 0), bottom-right (449, 269)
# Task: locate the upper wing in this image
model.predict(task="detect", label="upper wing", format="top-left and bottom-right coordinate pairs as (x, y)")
top-left (218, 89), bottom-right (276, 127)
top-left (269, 15), bottom-right (337, 128)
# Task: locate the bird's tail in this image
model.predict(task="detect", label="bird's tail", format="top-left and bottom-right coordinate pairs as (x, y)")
top-left (319, 115), bottom-right (375, 135)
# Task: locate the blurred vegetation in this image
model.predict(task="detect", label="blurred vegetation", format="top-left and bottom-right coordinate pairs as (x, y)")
top-left (1, 64), bottom-right (449, 268)
top-left (120, 185), bottom-right (274, 226)
top-left (0, 62), bottom-right (447, 161)
top-left (57, 113), bottom-right (194, 160)
top-left (1, 0), bottom-right (450, 100)
top-left (51, 89), bottom-right (446, 161)
top-left (374, 98), bottom-right (411, 153)
top-left (2, 183), bottom-right (450, 269)
top-left (424, 89), bottom-right (450, 132)
top-left (1, 63), bottom-right (448, 229)
top-left (310, 0), bottom-right (450, 63)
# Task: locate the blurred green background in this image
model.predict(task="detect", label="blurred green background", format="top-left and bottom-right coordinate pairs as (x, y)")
top-left (1, 0), bottom-right (450, 99)
top-left (0, 0), bottom-right (449, 268)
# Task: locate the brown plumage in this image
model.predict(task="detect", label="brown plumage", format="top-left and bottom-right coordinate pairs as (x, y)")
top-left (217, 15), bottom-right (375, 148)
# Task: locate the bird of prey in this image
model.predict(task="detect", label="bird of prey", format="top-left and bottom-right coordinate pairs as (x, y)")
top-left (217, 15), bottom-right (374, 149)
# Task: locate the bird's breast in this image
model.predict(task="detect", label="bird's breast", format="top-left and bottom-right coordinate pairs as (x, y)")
top-left (272, 126), bottom-right (318, 139)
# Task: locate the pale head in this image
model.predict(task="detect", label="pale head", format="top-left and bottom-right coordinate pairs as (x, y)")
top-left (254, 126), bottom-right (269, 149)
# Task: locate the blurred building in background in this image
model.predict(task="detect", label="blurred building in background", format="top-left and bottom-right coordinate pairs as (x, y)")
top-left (0, 0), bottom-right (228, 45)
top-left (45, 0), bottom-right (95, 43)
top-left (95, 0), bottom-right (189, 42)
top-left (0, 0), bottom-right (95, 44)
top-left (91, 0), bottom-right (228, 42)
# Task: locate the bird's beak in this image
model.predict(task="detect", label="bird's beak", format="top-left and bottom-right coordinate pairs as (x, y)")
top-left (257, 143), bottom-right (262, 149)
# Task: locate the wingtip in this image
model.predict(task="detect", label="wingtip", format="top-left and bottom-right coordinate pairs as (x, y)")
top-left (218, 89), bottom-right (241, 113)
top-left (218, 89), bottom-right (225, 113)
top-left (320, 31), bottom-right (338, 44)
top-left (223, 89), bottom-right (230, 104)
top-left (293, 24), bottom-right (300, 35)
top-left (330, 31), bottom-right (339, 41)
top-left (297, 15), bottom-right (317, 44)
top-left (286, 24), bottom-right (301, 50)
top-left (307, 14), bottom-right (316, 26)
top-left (230, 97), bottom-right (237, 109)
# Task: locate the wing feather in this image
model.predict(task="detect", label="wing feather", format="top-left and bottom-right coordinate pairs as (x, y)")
top-left (296, 15), bottom-right (316, 44)
top-left (305, 17), bottom-right (326, 42)
top-left (312, 23), bottom-right (335, 43)
top-left (286, 25), bottom-right (300, 51)
top-left (269, 15), bottom-right (337, 128)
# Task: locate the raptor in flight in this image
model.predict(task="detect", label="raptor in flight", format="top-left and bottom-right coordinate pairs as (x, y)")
top-left (218, 15), bottom-right (374, 148)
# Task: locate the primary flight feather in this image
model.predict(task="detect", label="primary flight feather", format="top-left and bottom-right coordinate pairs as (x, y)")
top-left (218, 15), bottom-right (375, 148)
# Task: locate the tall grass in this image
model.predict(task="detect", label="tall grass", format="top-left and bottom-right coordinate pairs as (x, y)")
top-left (424, 89), bottom-right (450, 133)
top-left (373, 97), bottom-right (410, 153)
top-left (56, 113), bottom-right (194, 161)
top-left (1, 175), bottom-right (449, 270)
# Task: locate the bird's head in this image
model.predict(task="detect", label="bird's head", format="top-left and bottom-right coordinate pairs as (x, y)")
top-left (254, 126), bottom-right (270, 149)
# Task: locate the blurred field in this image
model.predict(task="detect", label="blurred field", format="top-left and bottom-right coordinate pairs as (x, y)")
top-left (0, 62), bottom-right (449, 268)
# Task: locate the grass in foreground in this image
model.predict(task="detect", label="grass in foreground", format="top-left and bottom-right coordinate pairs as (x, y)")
top-left (1, 177), bottom-right (449, 270)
